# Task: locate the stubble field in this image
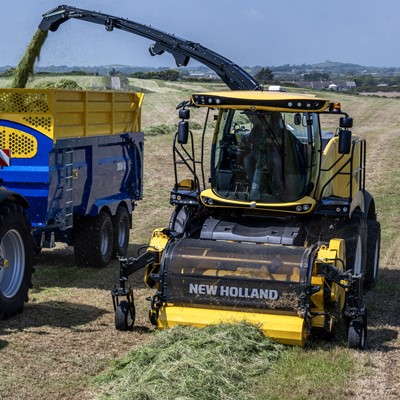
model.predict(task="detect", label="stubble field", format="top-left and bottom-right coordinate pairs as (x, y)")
top-left (0, 79), bottom-right (399, 399)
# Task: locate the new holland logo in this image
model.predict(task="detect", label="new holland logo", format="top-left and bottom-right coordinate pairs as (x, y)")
top-left (189, 283), bottom-right (279, 300)
top-left (0, 149), bottom-right (10, 167)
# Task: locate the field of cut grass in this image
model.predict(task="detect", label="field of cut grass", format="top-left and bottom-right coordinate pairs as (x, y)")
top-left (0, 78), bottom-right (399, 399)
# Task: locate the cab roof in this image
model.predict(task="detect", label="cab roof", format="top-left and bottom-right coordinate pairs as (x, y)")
top-left (190, 90), bottom-right (330, 112)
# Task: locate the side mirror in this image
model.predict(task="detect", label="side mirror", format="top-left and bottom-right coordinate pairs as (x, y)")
top-left (294, 113), bottom-right (302, 126)
top-left (179, 109), bottom-right (190, 120)
top-left (340, 116), bottom-right (353, 128)
top-left (338, 129), bottom-right (352, 154)
top-left (177, 108), bottom-right (190, 144)
top-left (178, 120), bottom-right (189, 144)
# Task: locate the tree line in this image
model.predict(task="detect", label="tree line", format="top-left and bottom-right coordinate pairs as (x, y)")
top-left (2, 65), bottom-right (400, 89)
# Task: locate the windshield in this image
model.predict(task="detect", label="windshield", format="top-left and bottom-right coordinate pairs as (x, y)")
top-left (211, 109), bottom-right (320, 203)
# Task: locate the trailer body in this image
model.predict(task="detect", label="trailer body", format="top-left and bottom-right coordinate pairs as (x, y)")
top-left (0, 88), bottom-right (144, 317)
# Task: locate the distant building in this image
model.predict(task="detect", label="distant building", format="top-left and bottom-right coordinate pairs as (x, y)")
top-left (110, 76), bottom-right (121, 90)
top-left (292, 80), bottom-right (356, 91)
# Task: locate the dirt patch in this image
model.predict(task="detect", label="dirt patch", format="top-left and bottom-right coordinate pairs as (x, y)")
top-left (0, 259), bottom-right (154, 399)
top-left (352, 268), bottom-right (400, 399)
top-left (343, 95), bottom-right (400, 399)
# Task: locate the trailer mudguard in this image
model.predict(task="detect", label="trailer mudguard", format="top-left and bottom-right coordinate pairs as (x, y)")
top-left (0, 186), bottom-right (29, 209)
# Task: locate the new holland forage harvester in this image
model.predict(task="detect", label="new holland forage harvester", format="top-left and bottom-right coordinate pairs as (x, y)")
top-left (38, 6), bottom-right (381, 349)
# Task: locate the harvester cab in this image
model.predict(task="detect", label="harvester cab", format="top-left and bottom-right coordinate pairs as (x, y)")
top-left (174, 91), bottom-right (361, 215)
top-left (38, 5), bottom-right (380, 349)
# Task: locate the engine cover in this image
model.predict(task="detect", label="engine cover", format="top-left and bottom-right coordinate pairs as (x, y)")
top-left (200, 216), bottom-right (303, 245)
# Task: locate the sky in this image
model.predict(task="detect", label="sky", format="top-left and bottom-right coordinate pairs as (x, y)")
top-left (1, 0), bottom-right (400, 69)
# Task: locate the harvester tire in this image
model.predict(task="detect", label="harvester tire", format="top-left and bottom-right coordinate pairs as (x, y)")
top-left (347, 317), bottom-right (367, 350)
top-left (169, 205), bottom-right (195, 235)
top-left (115, 300), bottom-right (135, 331)
top-left (74, 211), bottom-right (114, 267)
top-left (169, 205), bottom-right (187, 233)
top-left (0, 203), bottom-right (33, 319)
top-left (341, 210), bottom-right (367, 275)
top-left (364, 220), bottom-right (380, 289)
top-left (112, 206), bottom-right (130, 258)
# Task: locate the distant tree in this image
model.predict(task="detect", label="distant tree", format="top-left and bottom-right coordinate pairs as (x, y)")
top-left (254, 67), bottom-right (274, 84)
top-left (159, 69), bottom-right (180, 81)
top-left (303, 72), bottom-right (330, 81)
top-left (354, 75), bottom-right (376, 87)
top-left (131, 69), bottom-right (180, 81)
top-left (0, 68), bottom-right (16, 77)
top-left (109, 67), bottom-right (118, 77)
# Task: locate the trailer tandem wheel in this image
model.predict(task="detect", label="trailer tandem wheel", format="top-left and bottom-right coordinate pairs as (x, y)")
top-left (112, 206), bottom-right (130, 258)
top-left (74, 211), bottom-right (114, 267)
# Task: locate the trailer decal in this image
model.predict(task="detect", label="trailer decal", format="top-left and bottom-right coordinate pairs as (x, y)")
top-left (0, 149), bottom-right (10, 166)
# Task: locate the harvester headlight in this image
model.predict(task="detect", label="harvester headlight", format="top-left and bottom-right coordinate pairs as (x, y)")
top-left (203, 196), bottom-right (214, 205)
top-left (177, 195), bottom-right (182, 201)
top-left (171, 194), bottom-right (176, 200)
top-left (296, 204), bottom-right (311, 212)
top-left (343, 207), bottom-right (348, 213)
top-left (336, 207), bottom-right (341, 213)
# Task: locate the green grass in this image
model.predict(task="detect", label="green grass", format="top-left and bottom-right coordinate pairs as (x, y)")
top-left (374, 170), bottom-right (400, 244)
top-left (143, 123), bottom-right (178, 136)
top-left (254, 347), bottom-right (357, 400)
top-left (94, 323), bottom-right (283, 400)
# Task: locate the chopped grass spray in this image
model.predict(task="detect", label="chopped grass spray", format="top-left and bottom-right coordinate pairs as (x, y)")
top-left (95, 323), bottom-right (283, 400)
top-left (11, 29), bottom-right (48, 88)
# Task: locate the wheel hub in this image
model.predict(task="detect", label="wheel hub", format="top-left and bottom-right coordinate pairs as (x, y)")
top-left (0, 229), bottom-right (25, 298)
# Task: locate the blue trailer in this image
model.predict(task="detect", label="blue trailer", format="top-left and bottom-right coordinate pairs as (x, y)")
top-left (0, 88), bottom-right (144, 318)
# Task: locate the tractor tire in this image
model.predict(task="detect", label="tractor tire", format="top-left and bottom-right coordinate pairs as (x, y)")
top-left (339, 210), bottom-right (367, 275)
top-left (112, 206), bottom-right (130, 259)
top-left (364, 220), bottom-right (381, 289)
top-left (74, 211), bottom-right (114, 267)
top-left (347, 317), bottom-right (367, 350)
top-left (169, 205), bottom-right (186, 233)
top-left (115, 300), bottom-right (135, 331)
top-left (0, 203), bottom-right (33, 319)
top-left (169, 205), bottom-right (196, 235)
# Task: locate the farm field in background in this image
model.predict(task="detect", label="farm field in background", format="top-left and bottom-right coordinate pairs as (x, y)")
top-left (0, 77), bottom-right (399, 399)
